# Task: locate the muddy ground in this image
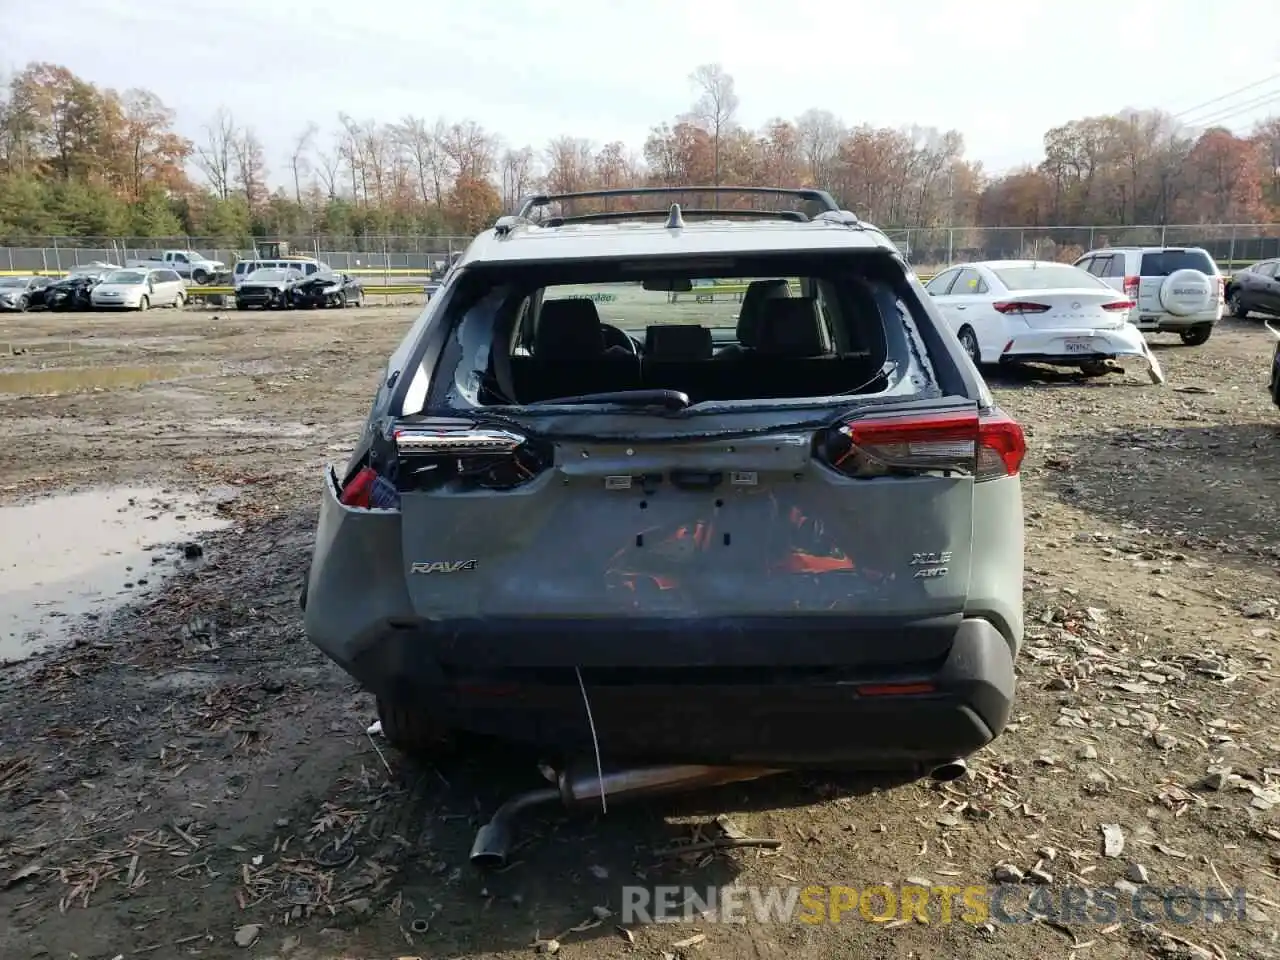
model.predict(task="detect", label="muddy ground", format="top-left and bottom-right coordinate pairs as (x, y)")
top-left (2, 305), bottom-right (1280, 959)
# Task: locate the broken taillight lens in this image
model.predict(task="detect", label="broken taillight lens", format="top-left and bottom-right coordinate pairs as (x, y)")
top-left (818, 409), bottom-right (1025, 481)
top-left (392, 420), bottom-right (551, 491)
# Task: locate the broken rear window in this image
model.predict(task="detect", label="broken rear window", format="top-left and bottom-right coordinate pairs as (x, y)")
top-left (420, 252), bottom-right (936, 410)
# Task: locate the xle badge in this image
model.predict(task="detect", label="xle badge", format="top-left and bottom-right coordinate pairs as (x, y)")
top-left (410, 560), bottom-right (478, 575)
top-left (909, 551), bottom-right (951, 580)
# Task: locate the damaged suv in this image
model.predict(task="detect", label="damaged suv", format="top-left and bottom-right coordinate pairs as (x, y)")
top-left (301, 187), bottom-right (1026, 833)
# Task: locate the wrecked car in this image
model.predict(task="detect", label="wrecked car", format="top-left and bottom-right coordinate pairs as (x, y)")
top-left (300, 186), bottom-right (1027, 865)
top-left (0, 275), bottom-right (55, 311)
top-left (44, 265), bottom-right (118, 311)
top-left (235, 267), bottom-right (304, 310)
top-left (926, 260), bottom-right (1164, 384)
top-left (286, 270), bottom-right (364, 309)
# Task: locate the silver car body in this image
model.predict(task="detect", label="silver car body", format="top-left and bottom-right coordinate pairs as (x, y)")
top-left (301, 189), bottom-right (1027, 771)
top-left (90, 268), bottom-right (186, 310)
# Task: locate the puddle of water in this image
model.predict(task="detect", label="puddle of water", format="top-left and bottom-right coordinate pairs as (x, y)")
top-left (0, 487), bottom-right (230, 661)
top-left (0, 364), bottom-right (207, 396)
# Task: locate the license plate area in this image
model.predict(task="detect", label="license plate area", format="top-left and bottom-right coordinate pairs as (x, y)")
top-left (1063, 338), bottom-right (1093, 354)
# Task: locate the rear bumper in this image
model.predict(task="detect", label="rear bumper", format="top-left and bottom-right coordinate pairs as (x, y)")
top-left (1001, 324), bottom-right (1162, 378)
top-left (1133, 309), bottom-right (1220, 332)
top-left (310, 611), bottom-right (1016, 767)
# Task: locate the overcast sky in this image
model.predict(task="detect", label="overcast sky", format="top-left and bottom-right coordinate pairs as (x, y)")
top-left (5, 0), bottom-right (1278, 184)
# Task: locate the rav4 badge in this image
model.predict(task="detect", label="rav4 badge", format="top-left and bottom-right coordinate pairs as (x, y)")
top-left (410, 560), bottom-right (478, 574)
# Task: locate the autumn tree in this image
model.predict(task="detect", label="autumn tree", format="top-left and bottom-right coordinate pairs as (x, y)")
top-left (686, 63), bottom-right (739, 187)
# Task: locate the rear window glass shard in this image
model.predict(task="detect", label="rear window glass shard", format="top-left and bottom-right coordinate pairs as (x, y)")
top-left (1140, 250), bottom-right (1215, 276)
top-left (421, 252), bottom-right (948, 413)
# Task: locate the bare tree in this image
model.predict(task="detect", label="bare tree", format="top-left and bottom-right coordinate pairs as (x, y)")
top-left (687, 63), bottom-right (739, 186)
top-left (289, 123), bottom-right (317, 204)
top-left (337, 113), bottom-right (364, 201)
top-left (314, 131), bottom-right (344, 200)
top-left (441, 119), bottom-right (497, 181)
top-left (499, 145), bottom-right (537, 211)
top-left (796, 109), bottom-right (844, 189)
top-left (195, 107), bottom-right (237, 200)
top-left (397, 115), bottom-right (449, 207)
top-left (231, 127), bottom-right (267, 207)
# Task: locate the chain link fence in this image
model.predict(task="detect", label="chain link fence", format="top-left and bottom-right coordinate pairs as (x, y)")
top-left (6, 225), bottom-right (1280, 275)
top-left (0, 236), bottom-right (477, 275)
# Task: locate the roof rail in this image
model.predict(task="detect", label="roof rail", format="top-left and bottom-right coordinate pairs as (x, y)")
top-left (543, 207), bottom-right (811, 227)
top-left (516, 185), bottom-right (842, 219)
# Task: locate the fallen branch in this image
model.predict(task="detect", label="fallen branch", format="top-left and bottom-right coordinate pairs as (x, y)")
top-left (653, 837), bottom-right (781, 857)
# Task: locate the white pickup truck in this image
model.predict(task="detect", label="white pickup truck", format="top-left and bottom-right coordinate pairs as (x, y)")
top-left (125, 250), bottom-right (226, 284)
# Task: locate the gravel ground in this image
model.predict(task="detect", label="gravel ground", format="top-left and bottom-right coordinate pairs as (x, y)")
top-left (2, 306), bottom-right (1280, 960)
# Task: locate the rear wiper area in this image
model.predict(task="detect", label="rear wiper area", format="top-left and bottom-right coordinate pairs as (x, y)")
top-left (526, 389), bottom-right (691, 411)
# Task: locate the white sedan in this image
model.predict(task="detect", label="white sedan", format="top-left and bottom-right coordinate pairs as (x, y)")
top-left (923, 259), bottom-right (1163, 383)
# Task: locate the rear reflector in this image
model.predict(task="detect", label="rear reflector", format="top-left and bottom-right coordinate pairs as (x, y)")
top-left (993, 301), bottom-right (1051, 315)
top-left (856, 682), bottom-right (937, 697)
top-left (1101, 300), bottom-right (1136, 311)
top-left (824, 409), bottom-right (1025, 481)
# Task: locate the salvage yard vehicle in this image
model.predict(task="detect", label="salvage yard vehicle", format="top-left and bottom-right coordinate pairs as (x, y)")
top-left (286, 270), bottom-right (364, 308)
top-left (90, 268), bottom-right (186, 311)
top-left (925, 260), bottom-right (1163, 383)
top-left (235, 267), bottom-right (304, 309)
top-left (231, 256), bottom-right (329, 289)
top-left (0, 275), bottom-right (55, 311)
top-left (44, 264), bottom-right (119, 311)
top-left (126, 249), bottom-right (225, 284)
top-left (300, 186), bottom-right (1027, 866)
top-left (1073, 246), bottom-right (1222, 345)
top-left (1224, 259), bottom-right (1280, 319)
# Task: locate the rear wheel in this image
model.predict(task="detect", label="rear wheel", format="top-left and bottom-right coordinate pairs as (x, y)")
top-left (376, 697), bottom-right (453, 756)
top-left (957, 326), bottom-right (980, 365)
top-left (1180, 325), bottom-right (1212, 346)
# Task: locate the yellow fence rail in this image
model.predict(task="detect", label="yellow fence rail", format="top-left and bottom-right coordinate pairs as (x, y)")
top-left (184, 284), bottom-right (425, 298)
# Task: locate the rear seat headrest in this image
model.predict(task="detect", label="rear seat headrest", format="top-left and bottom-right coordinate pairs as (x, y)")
top-left (536, 298), bottom-right (604, 359)
top-left (737, 279), bottom-right (792, 347)
top-left (754, 297), bottom-right (826, 357)
top-left (645, 324), bottom-right (713, 360)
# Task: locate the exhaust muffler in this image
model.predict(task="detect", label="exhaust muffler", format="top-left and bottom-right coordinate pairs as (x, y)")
top-left (469, 763), bottom-right (781, 868)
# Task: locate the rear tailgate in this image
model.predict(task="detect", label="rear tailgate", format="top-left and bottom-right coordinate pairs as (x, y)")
top-left (391, 397), bottom-right (1021, 666)
top-left (1137, 249), bottom-right (1217, 313)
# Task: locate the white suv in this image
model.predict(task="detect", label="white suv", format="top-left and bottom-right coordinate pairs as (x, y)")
top-left (232, 258), bottom-right (330, 289)
top-left (1072, 246), bottom-right (1223, 346)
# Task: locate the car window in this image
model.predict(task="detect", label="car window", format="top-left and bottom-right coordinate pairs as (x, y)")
top-left (1140, 250), bottom-right (1216, 276)
top-left (1104, 256), bottom-right (1128, 278)
top-left (950, 268), bottom-right (985, 296)
top-left (172, 253), bottom-right (188, 263)
top-left (1074, 256), bottom-right (1093, 274)
top-left (305, 263), bottom-right (319, 275)
top-left (164, 270), bottom-right (181, 283)
top-left (1084, 255), bottom-right (1109, 277)
top-left (1257, 262), bottom-right (1278, 279)
top-left (925, 268), bottom-right (960, 295)
top-left (992, 265), bottom-right (1107, 290)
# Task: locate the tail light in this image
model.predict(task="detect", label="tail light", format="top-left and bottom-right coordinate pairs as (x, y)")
top-left (1123, 275), bottom-right (1140, 299)
top-left (392, 420), bottom-right (551, 492)
top-left (1101, 300), bottom-right (1135, 312)
top-left (817, 409), bottom-right (1025, 482)
top-left (992, 301), bottom-right (1051, 315)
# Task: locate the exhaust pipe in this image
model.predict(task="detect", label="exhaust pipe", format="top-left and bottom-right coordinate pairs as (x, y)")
top-left (929, 759), bottom-right (968, 782)
top-left (469, 764), bottom-right (781, 869)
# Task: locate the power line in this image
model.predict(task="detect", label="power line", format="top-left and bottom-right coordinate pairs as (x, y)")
top-left (1190, 90), bottom-right (1280, 129)
top-left (1173, 71), bottom-right (1280, 120)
